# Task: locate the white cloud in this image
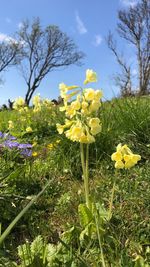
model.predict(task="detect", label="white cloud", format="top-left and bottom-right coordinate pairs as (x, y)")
top-left (75, 11), bottom-right (87, 34)
top-left (120, 0), bottom-right (139, 8)
top-left (0, 33), bottom-right (24, 46)
top-left (0, 33), bottom-right (15, 43)
top-left (93, 34), bottom-right (102, 47)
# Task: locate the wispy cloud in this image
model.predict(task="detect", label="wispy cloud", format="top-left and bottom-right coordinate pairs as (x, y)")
top-left (0, 33), bottom-right (15, 43)
top-left (120, 0), bottom-right (139, 8)
top-left (93, 34), bottom-right (102, 47)
top-left (75, 11), bottom-right (87, 34)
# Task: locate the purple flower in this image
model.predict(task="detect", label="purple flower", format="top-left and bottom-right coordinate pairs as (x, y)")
top-left (7, 135), bottom-right (17, 140)
top-left (0, 132), bottom-right (4, 138)
top-left (20, 149), bottom-right (32, 157)
top-left (4, 140), bottom-right (19, 148)
top-left (3, 133), bottom-right (17, 140)
top-left (18, 143), bottom-right (32, 149)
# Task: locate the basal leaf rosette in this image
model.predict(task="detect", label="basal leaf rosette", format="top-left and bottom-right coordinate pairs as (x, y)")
top-left (111, 143), bottom-right (141, 169)
top-left (56, 70), bottom-right (103, 144)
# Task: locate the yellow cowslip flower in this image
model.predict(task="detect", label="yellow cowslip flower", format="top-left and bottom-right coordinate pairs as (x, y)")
top-left (64, 119), bottom-right (74, 127)
top-left (115, 160), bottom-right (124, 169)
top-left (124, 154), bottom-right (141, 169)
top-left (32, 95), bottom-right (41, 106)
top-left (56, 123), bottom-right (65, 134)
top-left (84, 88), bottom-right (96, 101)
top-left (71, 100), bottom-right (81, 110)
top-left (57, 69), bottom-right (103, 144)
top-left (66, 124), bottom-right (84, 142)
top-left (65, 105), bottom-right (76, 118)
top-left (8, 120), bottom-right (14, 130)
top-left (59, 83), bottom-right (79, 98)
top-left (32, 152), bottom-right (38, 157)
top-left (33, 105), bottom-right (41, 113)
top-left (111, 144), bottom-right (141, 169)
top-left (86, 133), bottom-right (95, 143)
top-left (94, 90), bottom-right (103, 101)
top-left (88, 118), bottom-right (101, 128)
top-left (89, 100), bottom-right (101, 112)
top-left (82, 101), bottom-right (88, 110)
top-left (26, 127), bottom-right (33, 133)
top-left (90, 125), bottom-right (102, 135)
top-left (111, 151), bottom-right (123, 161)
top-left (13, 97), bottom-right (25, 110)
top-left (84, 69), bottom-right (97, 85)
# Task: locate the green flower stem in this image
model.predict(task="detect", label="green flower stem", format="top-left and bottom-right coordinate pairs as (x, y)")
top-left (80, 143), bottom-right (90, 208)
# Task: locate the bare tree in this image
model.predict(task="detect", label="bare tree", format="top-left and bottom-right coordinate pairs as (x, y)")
top-left (17, 18), bottom-right (84, 105)
top-left (107, 32), bottom-right (132, 96)
top-left (117, 0), bottom-right (150, 95)
top-left (0, 39), bottom-right (21, 74)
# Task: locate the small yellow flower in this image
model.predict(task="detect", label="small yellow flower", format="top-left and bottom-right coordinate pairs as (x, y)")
top-left (111, 144), bottom-right (141, 169)
top-left (47, 143), bottom-right (54, 150)
top-left (32, 152), bottom-right (38, 157)
top-left (26, 127), bottom-right (33, 133)
top-left (55, 139), bottom-right (61, 144)
top-left (8, 120), bottom-right (14, 130)
top-left (56, 123), bottom-right (64, 134)
top-left (84, 69), bottom-right (97, 85)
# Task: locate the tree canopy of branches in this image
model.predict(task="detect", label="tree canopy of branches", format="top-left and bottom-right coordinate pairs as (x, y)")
top-left (0, 39), bottom-right (21, 74)
top-left (17, 18), bottom-right (84, 105)
top-left (107, 33), bottom-right (132, 96)
top-left (107, 0), bottom-right (150, 96)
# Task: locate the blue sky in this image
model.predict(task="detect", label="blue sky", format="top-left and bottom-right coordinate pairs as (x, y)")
top-left (0, 0), bottom-right (138, 105)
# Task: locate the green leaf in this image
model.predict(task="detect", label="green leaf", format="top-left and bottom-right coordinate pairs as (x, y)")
top-left (78, 204), bottom-right (93, 227)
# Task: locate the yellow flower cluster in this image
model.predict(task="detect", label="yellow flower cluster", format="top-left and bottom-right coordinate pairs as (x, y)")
top-left (13, 97), bottom-right (26, 111)
top-left (32, 94), bottom-right (54, 112)
top-left (56, 70), bottom-right (103, 143)
top-left (111, 143), bottom-right (141, 169)
top-left (47, 139), bottom-right (61, 150)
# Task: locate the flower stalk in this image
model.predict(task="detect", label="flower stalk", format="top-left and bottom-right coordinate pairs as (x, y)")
top-left (80, 143), bottom-right (90, 208)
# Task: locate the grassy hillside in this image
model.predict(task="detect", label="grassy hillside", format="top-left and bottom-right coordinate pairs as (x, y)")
top-left (0, 96), bottom-right (150, 266)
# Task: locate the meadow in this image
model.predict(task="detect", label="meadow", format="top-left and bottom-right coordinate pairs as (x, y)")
top-left (0, 75), bottom-right (150, 266)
